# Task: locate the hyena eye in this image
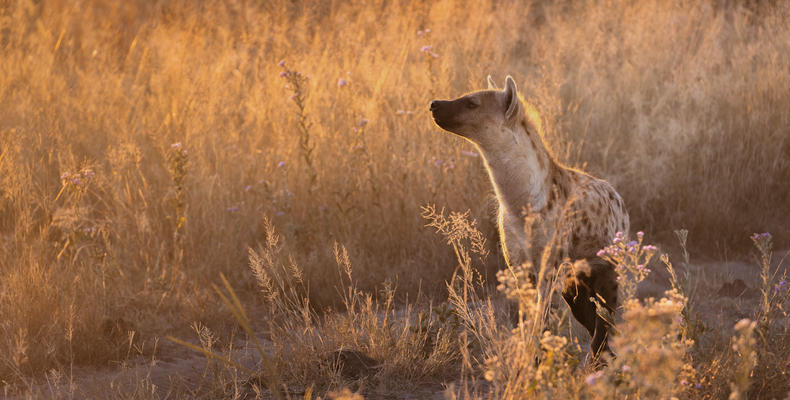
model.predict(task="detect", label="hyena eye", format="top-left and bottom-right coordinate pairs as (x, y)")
top-left (466, 99), bottom-right (479, 109)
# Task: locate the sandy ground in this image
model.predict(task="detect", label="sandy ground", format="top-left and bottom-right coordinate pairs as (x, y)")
top-left (12, 251), bottom-right (787, 399)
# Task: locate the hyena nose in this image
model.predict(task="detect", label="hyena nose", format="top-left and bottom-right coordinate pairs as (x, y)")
top-left (430, 100), bottom-right (439, 111)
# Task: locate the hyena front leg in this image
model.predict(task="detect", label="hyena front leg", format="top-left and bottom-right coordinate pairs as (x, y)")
top-left (562, 258), bottom-right (618, 361)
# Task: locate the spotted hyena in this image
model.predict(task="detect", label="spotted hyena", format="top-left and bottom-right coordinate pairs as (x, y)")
top-left (430, 76), bottom-right (629, 358)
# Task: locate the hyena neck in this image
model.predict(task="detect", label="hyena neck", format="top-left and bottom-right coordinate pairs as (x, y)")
top-left (477, 116), bottom-right (560, 216)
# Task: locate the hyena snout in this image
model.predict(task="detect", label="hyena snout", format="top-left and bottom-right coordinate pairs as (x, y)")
top-left (430, 99), bottom-right (463, 131)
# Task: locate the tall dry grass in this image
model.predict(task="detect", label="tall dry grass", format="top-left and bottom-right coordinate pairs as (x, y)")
top-left (0, 0), bottom-right (789, 395)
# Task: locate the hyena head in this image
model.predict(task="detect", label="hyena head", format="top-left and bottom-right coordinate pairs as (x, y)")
top-left (430, 75), bottom-right (523, 147)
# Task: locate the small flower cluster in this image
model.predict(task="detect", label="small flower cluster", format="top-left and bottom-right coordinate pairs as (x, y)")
top-left (460, 150), bottom-right (478, 158)
top-left (585, 370), bottom-right (605, 386)
top-left (598, 231), bottom-right (658, 300)
top-left (82, 226), bottom-right (98, 235)
top-left (539, 330), bottom-right (567, 353)
top-left (598, 231), bottom-right (657, 259)
top-left (429, 157), bottom-right (455, 169)
top-left (395, 109), bottom-right (414, 116)
top-left (168, 142), bottom-right (188, 173)
top-left (420, 45), bottom-right (439, 59)
top-left (750, 232), bottom-right (773, 256)
top-left (60, 168), bottom-right (96, 189)
top-left (729, 318), bottom-right (757, 399)
top-left (351, 117), bottom-right (369, 134)
top-left (483, 355), bottom-right (500, 382)
top-left (586, 287), bottom-right (692, 398)
top-left (751, 232), bottom-right (771, 241)
top-left (496, 262), bottom-right (538, 318)
top-left (337, 71), bottom-right (351, 88)
top-left (776, 279), bottom-right (788, 295)
top-left (277, 60), bottom-right (309, 101)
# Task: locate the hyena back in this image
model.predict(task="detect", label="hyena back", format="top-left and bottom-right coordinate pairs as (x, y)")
top-left (430, 76), bottom-right (629, 358)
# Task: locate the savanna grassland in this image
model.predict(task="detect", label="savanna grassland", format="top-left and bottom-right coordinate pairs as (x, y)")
top-left (1, 0), bottom-right (789, 398)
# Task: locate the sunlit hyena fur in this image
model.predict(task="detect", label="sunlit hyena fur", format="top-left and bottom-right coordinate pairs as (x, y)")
top-left (430, 76), bottom-right (629, 358)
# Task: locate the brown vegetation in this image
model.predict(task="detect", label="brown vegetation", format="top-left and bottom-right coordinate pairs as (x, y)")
top-left (0, 0), bottom-right (789, 398)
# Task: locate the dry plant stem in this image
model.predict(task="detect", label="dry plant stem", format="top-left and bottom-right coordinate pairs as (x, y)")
top-left (752, 234), bottom-right (774, 332)
top-left (729, 319), bottom-right (757, 400)
top-left (280, 65), bottom-right (318, 195)
top-left (169, 273), bottom-right (284, 400)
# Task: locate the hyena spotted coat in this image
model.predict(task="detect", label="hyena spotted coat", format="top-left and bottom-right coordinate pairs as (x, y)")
top-left (430, 76), bottom-right (629, 357)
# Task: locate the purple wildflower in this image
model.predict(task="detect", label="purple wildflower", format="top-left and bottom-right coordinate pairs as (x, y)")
top-left (279, 71), bottom-right (288, 78)
top-left (776, 280), bottom-right (787, 294)
top-left (338, 78), bottom-right (348, 87)
top-left (585, 371), bottom-right (604, 386)
top-left (245, 185), bottom-right (253, 192)
top-left (461, 150), bottom-right (479, 157)
top-left (171, 142), bottom-right (182, 149)
top-left (278, 161), bottom-right (285, 168)
top-left (277, 60), bottom-right (285, 67)
top-left (637, 231), bottom-right (644, 238)
top-left (420, 45), bottom-right (440, 58)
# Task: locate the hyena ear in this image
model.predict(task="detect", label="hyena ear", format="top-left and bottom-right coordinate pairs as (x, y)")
top-left (504, 75), bottom-right (520, 121)
top-left (487, 75), bottom-right (498, 89)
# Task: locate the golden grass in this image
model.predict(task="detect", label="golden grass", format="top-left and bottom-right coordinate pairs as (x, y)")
top-left (1, 0), bottom-right (789, 398)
